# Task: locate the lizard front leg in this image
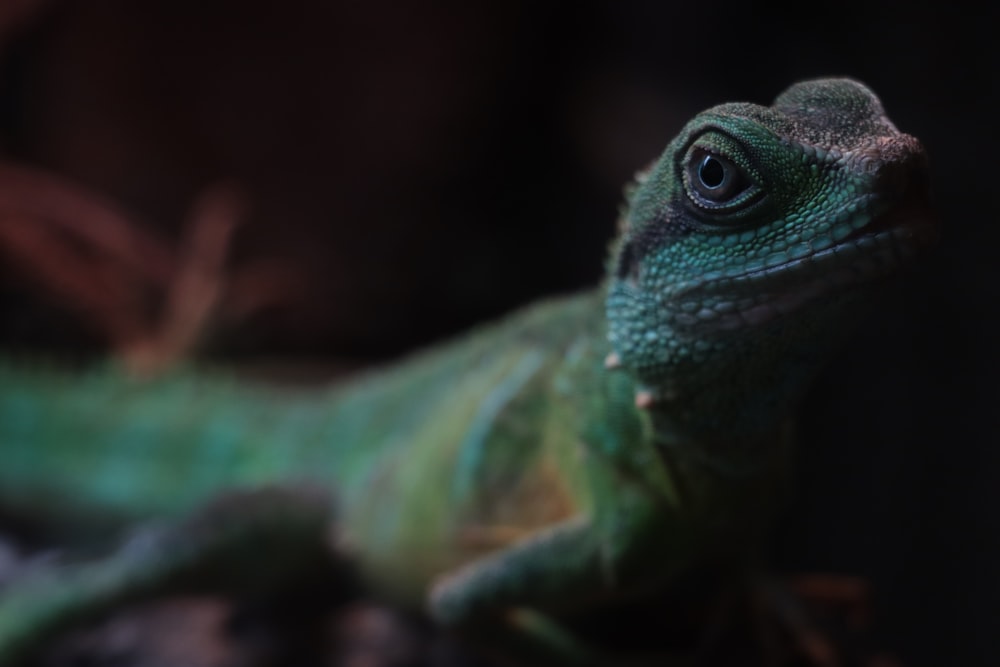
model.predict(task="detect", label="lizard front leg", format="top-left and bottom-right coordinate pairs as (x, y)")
top-left (430, 516), bottom-right (601, 625)
top-left (429, 512), bottom-right (687, 667)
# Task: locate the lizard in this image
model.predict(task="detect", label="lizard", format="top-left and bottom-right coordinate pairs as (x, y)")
top-left (0, 78), bottom-right (936, 666)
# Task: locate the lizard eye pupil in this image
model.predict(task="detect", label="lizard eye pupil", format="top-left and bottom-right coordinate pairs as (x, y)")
top-left (698, 155), bottom-right (726, 189)
top-left (685, 148), bottom-right (753, 209)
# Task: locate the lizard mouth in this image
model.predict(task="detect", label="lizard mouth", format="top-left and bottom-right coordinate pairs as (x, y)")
top-left (670, 189), bottom-right (937, 333)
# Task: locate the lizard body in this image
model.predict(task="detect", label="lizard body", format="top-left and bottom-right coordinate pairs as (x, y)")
top-left (3, 294), bottom-right (607, 601)
top-left (0, 78), bottom-right (935, 665)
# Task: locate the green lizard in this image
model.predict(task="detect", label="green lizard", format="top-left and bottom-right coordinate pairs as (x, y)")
top-left (0, 78), bottom-right (936, 666)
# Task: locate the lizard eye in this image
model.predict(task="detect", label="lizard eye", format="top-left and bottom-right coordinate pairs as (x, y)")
top-left (685, 148), bottom-right (752, 206)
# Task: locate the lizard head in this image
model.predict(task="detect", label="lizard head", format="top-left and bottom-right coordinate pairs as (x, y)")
top-left (605, 78), bottom-right (937, 447)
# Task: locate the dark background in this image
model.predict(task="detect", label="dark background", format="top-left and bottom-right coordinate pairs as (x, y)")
top-left (0, 2), bottom-right (995, 666)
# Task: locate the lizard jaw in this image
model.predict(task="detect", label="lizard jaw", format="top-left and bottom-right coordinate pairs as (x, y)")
top-left (666, 192), bottom-right (937, 335)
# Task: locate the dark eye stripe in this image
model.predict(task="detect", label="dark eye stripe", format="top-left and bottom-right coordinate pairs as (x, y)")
top-left (698, 154), bottom-right (728, 189)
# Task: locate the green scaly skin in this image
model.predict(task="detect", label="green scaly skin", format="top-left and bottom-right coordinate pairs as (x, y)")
top-left (0, 78), bottom-right (935, 665)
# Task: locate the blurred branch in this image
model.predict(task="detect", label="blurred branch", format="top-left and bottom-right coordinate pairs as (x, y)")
top-left (121, 184), bottom-right (245, 375)
top-left (0, 162), bottom-right (302, 374)
top-left (0, 213), bottom-right (150, 344)
top-left (0, 163), bottom-right (175, 283)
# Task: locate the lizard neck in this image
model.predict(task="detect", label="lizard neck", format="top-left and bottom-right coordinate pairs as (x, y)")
top-left (644, 403), bottom-right (795, 478)
top-left (623, 293), bottom-right (867, 476)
